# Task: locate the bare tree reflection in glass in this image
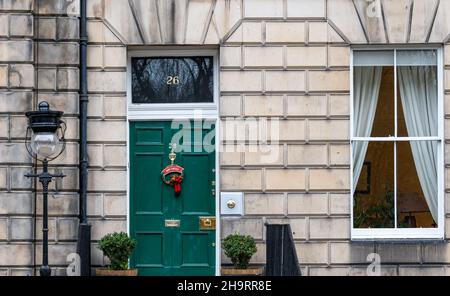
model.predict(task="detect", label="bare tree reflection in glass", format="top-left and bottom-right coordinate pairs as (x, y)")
top-left (132, 56), bottom-right (214, 104)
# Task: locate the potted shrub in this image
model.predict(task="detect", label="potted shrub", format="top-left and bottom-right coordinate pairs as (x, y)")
top-left (96, 232), bottom-right (138, 276)
top-left (221, 233), bottom-right (262, 276)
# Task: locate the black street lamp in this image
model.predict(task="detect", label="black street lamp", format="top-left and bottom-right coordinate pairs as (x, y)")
top-left (25, 101), bottom-right (67, 276)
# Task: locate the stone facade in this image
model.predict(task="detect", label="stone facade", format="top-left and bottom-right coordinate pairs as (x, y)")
top-left (0, 0), bottom-right (449, 276)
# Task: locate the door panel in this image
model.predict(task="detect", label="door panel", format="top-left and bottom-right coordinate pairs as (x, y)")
top-left (135, 127), bottom-right (164, 145)
top-left (135, 232), bottom-right (163, 265)
top-left (181, 233), bottom-right (210, 264)
top-left (130, 121), bottom-right (216, 276)
top-left (181, 154), bottom-right (211, 214)
top-left (135, 154), bottom-right (164, 213)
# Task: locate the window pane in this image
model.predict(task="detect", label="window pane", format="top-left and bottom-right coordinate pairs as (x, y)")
top-left (354, 141), bottom-right (394, 228)
top-left (397, 141), bottom-right (438, 228)
top-left (397, 65), bottom-right (438, 137)
top-left (370, 67), bottom-right (395, 137)
top-left (353, 50), bottom-right (394, 66)
top-left (131, 56), bottom-right (214, 104)
top-left (396, 50), bottom-right (437, 66)
top-left (353, 66), bottom-right (392, 137)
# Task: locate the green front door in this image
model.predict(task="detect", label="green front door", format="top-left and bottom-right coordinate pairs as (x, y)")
top-left (129, 121), bottom-right (216, 276)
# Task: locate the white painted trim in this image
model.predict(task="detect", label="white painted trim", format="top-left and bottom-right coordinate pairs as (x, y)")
top-left (126, 48), bottom-right (221, 275)
top-left (126, 112), bottom-right (131, 268)
top-left (350, 47), bottom-right (445, 240)
top-left (437, 47), bottom-right (445, 237)
top-left (393, 50), bottom-right (398, 228)
top-left (352, 137), bottom-right (441, 141)
top-left (214, 116), bottom-right (221, 277)
top-left (349, 49), bottom-right (355, 232)
top-left (352, 228), bottom-right (445, 240)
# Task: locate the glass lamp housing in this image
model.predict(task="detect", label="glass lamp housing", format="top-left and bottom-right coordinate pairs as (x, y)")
top-left (25, 101), bottom-right (64, 161)
top-left (30, 132), bottom-right (60, 159)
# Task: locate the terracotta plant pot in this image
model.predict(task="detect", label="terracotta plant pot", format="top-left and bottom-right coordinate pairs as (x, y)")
top-left (95, 268), bottom-right (138, 276)
top-left (221, 266), bottom-right (264, 276)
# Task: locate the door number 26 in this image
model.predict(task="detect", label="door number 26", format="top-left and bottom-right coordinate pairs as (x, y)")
top-left (167, 76), bottom-right (180, 85)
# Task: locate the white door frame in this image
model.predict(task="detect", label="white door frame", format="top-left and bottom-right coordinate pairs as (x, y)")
top-left (126, 49), bottom-right (221, 275)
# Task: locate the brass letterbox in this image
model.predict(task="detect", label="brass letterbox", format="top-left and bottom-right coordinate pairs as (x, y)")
top-left (165, 219), bottom-right (180, 228)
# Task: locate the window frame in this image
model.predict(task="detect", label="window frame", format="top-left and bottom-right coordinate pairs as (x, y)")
top-left (350, 46), bottom-right (445, 240)
top-left (127, 49), bottom-right (219, 120)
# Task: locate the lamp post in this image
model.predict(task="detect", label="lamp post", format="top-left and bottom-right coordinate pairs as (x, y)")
top-left (25, 101), bottom-right (66, 276)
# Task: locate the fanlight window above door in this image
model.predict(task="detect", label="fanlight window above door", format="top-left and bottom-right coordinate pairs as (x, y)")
top-left (131, 56), bottom-right (214, 104)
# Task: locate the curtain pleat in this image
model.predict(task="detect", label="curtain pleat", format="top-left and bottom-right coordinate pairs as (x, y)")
top-left (353, 67), bottom-right (383, 193)
top-left (398, 66), bottom-right (438, 223)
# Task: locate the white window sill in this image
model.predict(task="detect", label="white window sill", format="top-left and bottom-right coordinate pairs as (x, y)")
top-left (351, 228), bottom-right (444, 241)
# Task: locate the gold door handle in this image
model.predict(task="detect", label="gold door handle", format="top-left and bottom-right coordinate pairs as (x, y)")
top-left (204, 219), bottom-right (212, 227)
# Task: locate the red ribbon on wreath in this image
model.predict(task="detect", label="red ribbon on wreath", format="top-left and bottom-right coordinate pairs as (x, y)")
top-left (161, 164), bottom-right (184, 197)
top-left (169, 174), bottom-right (183, 196)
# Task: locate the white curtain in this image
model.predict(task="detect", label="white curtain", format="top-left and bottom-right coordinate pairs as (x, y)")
top-left (353, 67), bottom-right (382, 193)
top-left (398, 66), bottom-right (438, 223)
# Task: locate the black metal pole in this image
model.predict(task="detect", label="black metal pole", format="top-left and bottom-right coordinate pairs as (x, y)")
top-left (78, 0), bottom-right (91, 276)
top-left (40, 160), bottom-right (51, 277)
top-left (79, 0), bottom-right (88, 225)
top-left (26, 161), bottom-right (65, 277)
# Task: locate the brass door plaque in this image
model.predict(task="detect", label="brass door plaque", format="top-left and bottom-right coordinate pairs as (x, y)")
top-left (165, 219), bottom-right (180, 228)
top-left (199, 217), bottom-right (216, 230)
